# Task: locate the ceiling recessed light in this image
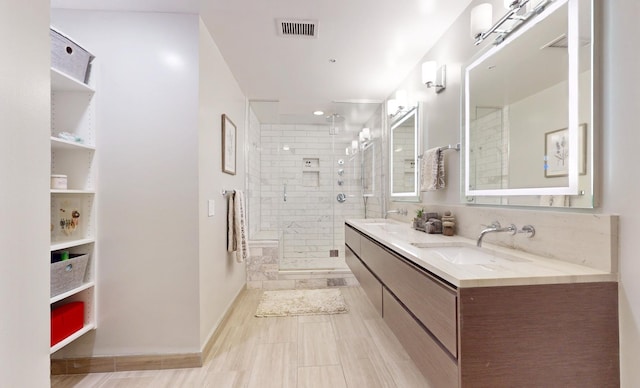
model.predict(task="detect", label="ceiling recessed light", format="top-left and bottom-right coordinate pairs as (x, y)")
top-left (313, 110), bottom-right (324, 116)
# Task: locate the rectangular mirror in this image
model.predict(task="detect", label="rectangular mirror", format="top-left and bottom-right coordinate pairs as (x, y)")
top-left (390, 106), bottom-right (420, 202)
top-left (464, 0), bottom-right (595, 208)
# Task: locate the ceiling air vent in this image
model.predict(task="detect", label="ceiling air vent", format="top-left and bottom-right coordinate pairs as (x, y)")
top-left (276, 19), bottom-right (318, 38)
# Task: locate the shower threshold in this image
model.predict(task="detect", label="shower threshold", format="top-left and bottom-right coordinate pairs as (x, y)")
top-left (279, 257), bottom-right (349, 271)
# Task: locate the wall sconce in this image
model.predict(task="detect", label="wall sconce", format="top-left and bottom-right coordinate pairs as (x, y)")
top-left (387, 90), bottom-right (415, 118)
top-left (359, 128), bottom-right (371, 143)
top-left (351, 140), bottom-right (359, 153)
top-left (471, 0), bottom-right (550, 46)
top-left (421, 61), bottom-right (446, 93)
top-left (470, 3), bottom-right (493, 40)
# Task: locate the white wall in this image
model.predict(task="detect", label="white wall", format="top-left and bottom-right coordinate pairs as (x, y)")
top-left (198, 19), bottom-right (247, 347)
top-left (602, 1), bottom-right (640, 386)
top-left (0, 1), bottom-right (51, 386)
top-left (51, 10), bottom-right (202, 355)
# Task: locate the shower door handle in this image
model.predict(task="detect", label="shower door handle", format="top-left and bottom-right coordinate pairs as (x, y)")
top-left (283, 183), bottom-right (287, 202)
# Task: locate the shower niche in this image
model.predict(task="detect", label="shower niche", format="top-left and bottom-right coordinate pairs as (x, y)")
top-left (302, 157), bottom-right (320, 187)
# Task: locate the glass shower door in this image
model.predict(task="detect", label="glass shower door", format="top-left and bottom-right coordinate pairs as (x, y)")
top-left (277, 125), bottom-right (348, 271)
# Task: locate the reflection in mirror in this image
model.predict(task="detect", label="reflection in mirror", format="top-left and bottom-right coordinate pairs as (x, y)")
top-left (390, 106), bottom-right (419, 201)
top-left (362, 142), bottom-right (375, 197)
top-left (464, 0), bottom-right (594, 208)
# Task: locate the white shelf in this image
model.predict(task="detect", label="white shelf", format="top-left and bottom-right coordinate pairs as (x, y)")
top-left (50, 323), bottom-right (96, 354)
top-left (51, 68), bottom-right (95, 93)
top-left (51, 137), bottom-right (95, 151)
top-left (51, 238), bottom-right (95, 252)
top-left (50, 282), bottom-right (95, 304)
top-left (49, 34), bottom-right (98, 355)
top-left (51, 189), bottom-right (95, 194)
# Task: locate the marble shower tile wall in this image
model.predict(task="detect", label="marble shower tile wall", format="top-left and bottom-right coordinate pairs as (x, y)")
top-left (259, 123), bottom-right (364, 262)
top-left (247, 240), bottom-right (358, 290)
top-left (247, 108), bottom-right (262, 238)
top-left (468, 107), bottom-right (509, 206)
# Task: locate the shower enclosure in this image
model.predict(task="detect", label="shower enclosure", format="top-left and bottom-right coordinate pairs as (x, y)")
top-left (247, 102), bottom-right (382, 272)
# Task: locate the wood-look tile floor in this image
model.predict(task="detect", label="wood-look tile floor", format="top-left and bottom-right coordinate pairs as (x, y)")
top-left (51, 287), bottom-right (431, 388)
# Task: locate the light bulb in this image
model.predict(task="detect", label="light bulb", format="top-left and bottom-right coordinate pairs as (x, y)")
top-left (422, 61), bottom-right (437, 85)
top-left (470, 3), bottom-right (493, 39)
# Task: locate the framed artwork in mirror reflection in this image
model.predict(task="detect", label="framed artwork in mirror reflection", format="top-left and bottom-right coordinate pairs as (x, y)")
top-left (544, 124), bottom-right (587, 178)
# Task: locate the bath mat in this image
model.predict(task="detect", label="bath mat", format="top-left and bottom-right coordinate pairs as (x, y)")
top-left (255, 288), bottom-right (348, 317)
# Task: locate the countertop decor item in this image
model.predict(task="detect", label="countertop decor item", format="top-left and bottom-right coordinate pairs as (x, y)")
top-left (442, 211), bottom-right (456, 236)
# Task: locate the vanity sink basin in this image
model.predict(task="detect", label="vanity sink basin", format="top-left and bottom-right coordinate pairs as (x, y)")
top-left (424, 246), bottom-right (531, 265)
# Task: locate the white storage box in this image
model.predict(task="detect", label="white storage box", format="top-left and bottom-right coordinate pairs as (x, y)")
top-left (51, 174), bottom-right (68, 189)
top-left (50, 253), bottom-right (89, 297)
top-left (50, 28), bottom-right (94, 84)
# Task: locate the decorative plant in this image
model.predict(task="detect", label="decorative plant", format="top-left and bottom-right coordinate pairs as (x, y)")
top-left (416, 208), bottom-right (424, 219)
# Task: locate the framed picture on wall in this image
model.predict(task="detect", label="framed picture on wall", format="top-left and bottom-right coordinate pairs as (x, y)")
top-left (222, 114), bottom-right (236, 175)
top-left (544, 124), bottom-right (587, 177)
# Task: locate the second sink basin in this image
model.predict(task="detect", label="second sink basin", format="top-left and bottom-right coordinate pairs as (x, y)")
top-left (417, 245), bottom-right (531, 265)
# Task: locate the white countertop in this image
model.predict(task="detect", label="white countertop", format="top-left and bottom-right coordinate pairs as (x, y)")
top-left (346, 218), bottom-right (617, 288)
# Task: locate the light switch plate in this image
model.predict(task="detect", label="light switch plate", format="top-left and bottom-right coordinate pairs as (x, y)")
top-left (208, 199), bottom-right (215, 217)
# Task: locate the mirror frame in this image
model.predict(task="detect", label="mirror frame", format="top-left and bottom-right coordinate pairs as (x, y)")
top-left (464, 0), bottom-right (582, 197)
top-left (390, 105), bottom-right (420, 202)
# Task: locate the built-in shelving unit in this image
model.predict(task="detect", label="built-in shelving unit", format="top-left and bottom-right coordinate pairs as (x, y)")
top-left (50, 37), bottom-right (98, 354)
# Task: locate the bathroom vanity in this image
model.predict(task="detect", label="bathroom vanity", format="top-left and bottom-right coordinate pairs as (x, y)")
top-left (345, 219), bottom-right (619, 387)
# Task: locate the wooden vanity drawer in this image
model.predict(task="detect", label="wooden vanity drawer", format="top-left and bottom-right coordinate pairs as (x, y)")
top-left (361, 236), bottom-right (458, 357)
top-left (345, 244), bottom-right (382, 315)
top-left (383, 288), bottom-right (458, 388)
top-left (345, 225), bottom-right (361, 256)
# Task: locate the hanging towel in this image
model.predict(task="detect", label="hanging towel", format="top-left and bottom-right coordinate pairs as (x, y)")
top-left (227, 193), bottom-right (236, 252)
top-left (420, 147), bottom-right (445, 191)
top-left (227, 190), bottom-right (249, 263)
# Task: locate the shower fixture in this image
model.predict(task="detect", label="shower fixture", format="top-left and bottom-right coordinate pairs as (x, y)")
top-left (326, 113), bottom-right (344, 135)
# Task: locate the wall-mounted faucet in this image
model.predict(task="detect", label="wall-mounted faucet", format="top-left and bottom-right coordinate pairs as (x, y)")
top-left (477, 221), bottom-right (516, 247)
top-left (385, 208), bottom-right (407, 218)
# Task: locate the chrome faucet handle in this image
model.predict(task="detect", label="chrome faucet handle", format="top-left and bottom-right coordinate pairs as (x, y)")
top-left (518, 224), bottom-right (536, 237)
top-left (505, 223), bottom-right (517, 235)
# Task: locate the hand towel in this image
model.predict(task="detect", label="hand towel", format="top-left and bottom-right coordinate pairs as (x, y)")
top-left (228, 190), bottom-right (249, 263)
top-left (420, 147), bottom-right (445, 191)
top-left (227, 193), bottom-right (236, 252)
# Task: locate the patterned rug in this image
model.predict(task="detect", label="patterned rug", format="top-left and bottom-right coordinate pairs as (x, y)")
top-left (255, 288), bottom-right (349, 317)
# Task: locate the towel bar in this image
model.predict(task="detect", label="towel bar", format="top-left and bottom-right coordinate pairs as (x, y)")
top-left (418, 143), bottom-right (460, 159)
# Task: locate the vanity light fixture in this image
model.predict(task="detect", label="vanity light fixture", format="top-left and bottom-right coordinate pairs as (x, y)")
top-left (359, 127), bottom-right (371, 143)
top-left (387, 90), bottom-right (415, 118)
top-left (472, 0), bottom-right (551, 45)
top-left (351, 140), bottom-right (359, 153)
top-left (470, 3), bottom-right (493, 40)
top-left (421, 61), bottom-right (446, 93)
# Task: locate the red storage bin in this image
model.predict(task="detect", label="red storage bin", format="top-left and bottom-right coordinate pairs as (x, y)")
top-left (51, 302), bottom-right (84, 346)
